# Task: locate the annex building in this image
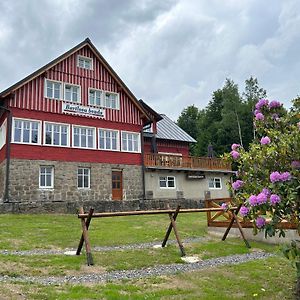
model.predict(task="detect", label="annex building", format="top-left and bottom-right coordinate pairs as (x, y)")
top-left (0, 38), bottom-right (232, 213)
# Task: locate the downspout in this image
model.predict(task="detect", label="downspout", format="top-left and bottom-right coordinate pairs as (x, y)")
top-left (141, 123), bottom-right (152, 201)
top-left (0, 106), bottom-right (12, 203)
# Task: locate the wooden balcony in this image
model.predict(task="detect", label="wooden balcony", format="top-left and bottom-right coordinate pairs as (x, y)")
top-left (144, 153), bottom-right (232, 171)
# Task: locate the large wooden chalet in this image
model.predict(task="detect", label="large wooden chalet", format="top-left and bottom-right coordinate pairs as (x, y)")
top-left (0, 38), bottom-right (232, 212)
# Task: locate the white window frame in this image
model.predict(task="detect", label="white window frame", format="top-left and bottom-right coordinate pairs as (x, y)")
top-left (104, 91), bottom-right (120, 109)
top-left (0, 119), bottom-right (7, 149)
top-left (208, 177), bottom-right (222, 189)
top-left (72, 125), bottom-right (96, 149)
top-left (121, 131), bottom-right (141, 153)
top-left (43, 121), bottom-right (70, 147)
top-left (12, 118), bottom-right (42, 145)
top-left (39, 166), bottom-right (54, 189)
top-left (159, 176), bottom-right (176, 189)
top-left (88, 88), bottom-right (103, 107)
top-left (77, 167), bottom-right (91, 189)
top-left (64, 83), bottom-right (81, 103)
top-left (44, 79), bottom-right (62, 100)
top-left (98, 128), bottom-right (120, 151)
top-left (77, 55), bottom-right (93, 70)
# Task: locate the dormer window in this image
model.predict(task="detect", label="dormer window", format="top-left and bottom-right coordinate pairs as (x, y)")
top-left (77, 55), bottom-right (93, 70)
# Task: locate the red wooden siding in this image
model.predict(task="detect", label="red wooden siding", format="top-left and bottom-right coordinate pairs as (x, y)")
top-left (10, 46), bottom-right (144, 125)
top-left (144, 138), bottom-right (190, 156)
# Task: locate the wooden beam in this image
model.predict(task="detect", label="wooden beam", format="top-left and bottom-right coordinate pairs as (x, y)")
top-left (162, 205), bottom-right (180, 247)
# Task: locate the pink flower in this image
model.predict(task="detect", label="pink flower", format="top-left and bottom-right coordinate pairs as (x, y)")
top-left (231, 143), bottom-right (240, 151)
top-left (291, 161), bottom-right (300, 169)
top-left (256, 217), bottom-right (266, 229)
top-left (232, 180), bottom-right (244, 190)
top-left (230, 150), bottom-right (240, 160)
top-left (281, 172), bottom-right (291, 181)
top-left (240, 206), bottom-right (249, 217)
top-left (270, 194), bottom-right (281, 205)
top-left (221, 203), bottom-right (228, 210)
top-left (257, 192), bottom-right (268, 205)
top-left (255, 99), bottom-right (269, 110)
top-left (262, 188), bottom-right (271, 197)
top-left (269, 100), bottom-right (282, 109)
top-left (248, 195), bottom-right (258, 206)
top-left (270, 171), bottom-right (281, 183)
top-left (260, 136), bottom-right (271, 145)
top-left (255, 113), bottom-right (264, 121)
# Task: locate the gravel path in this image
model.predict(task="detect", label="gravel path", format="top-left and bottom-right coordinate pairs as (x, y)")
top-left (0, 252), bottom-right (273, 285)
top-left (0, 237), bottom-right (210, 256)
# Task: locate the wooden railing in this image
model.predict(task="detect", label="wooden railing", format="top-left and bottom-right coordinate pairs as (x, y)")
top-left (144, 153), bottom-right (231, 171)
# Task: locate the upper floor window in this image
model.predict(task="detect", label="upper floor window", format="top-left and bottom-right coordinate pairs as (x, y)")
top-left (77, 55), bottom-right (93, 70)
top-left (208, 177), bottom-right (222, 189)
top-left (64, 84), bottom-right (80, 103)
top-left (44, 122), bottom-right (69, 147)
top-left (99, 129), bottom-right (119, 151)
top-left (105, 92), bottom-right (119, 109)
top-left (121, 131), bottom-right (140, 153)
top-left (73, 126), bottom-right (96, 149)
top-left (45, 80), bottom-right (62, 99)
top-left (13, 118), bottom-right (41, 144)
top-left (89, 89), bottom-right (102, 106)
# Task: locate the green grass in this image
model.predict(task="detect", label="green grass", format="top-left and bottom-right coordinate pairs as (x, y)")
top-left (0, 212), bottom-right (297, 299)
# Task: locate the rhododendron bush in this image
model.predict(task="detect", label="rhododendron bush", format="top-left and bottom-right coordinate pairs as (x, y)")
top-left (225, 98), bottom-right (300, 294)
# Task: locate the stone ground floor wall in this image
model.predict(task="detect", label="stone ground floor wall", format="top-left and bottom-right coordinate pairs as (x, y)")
top-left (0, 158), bottom-right (143, 205)
top-left (145, 170), bottom-right (231, 200)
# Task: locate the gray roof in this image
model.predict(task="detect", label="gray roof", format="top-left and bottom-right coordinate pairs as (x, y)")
top-left (155, 114), bottom-right (196, 143)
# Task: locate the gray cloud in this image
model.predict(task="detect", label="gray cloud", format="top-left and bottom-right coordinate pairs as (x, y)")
top-left (0, 0), bottom-right (299, 120)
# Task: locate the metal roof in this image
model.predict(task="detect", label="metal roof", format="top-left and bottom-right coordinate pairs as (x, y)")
top-left (155, 114), bottom-right (196, 143)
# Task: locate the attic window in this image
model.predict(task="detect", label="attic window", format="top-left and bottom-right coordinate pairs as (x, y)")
top-left (77, 55), bottom-right (93, 70)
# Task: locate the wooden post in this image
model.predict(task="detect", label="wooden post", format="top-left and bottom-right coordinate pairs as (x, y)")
top-left (76, 207), bottom-right (94, 255)
top-left (77, 207), bottom-right (94, 266)
top-left (162, 205), bottom-right (180, 247)
top-left (232, 213), bottom-right (251, 248)
top-left (222, 204), bottom-right (242, 241)
top-left (169, 213), bottom-right (186, 257)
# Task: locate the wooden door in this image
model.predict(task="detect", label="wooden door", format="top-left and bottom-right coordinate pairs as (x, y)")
top-left (112, 171), bottom-right (122, 200)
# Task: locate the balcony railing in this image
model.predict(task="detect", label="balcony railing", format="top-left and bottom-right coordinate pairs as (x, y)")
top-left (144, 153), bottom-right (231, 171)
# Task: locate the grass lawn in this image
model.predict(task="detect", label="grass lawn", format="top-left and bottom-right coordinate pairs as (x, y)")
top-left (0, 213), bottom-right (297, 299)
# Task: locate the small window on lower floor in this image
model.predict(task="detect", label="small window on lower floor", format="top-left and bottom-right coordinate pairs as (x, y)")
top-left (39, 166), bottom-right (54, 189)
top-left (78, 167), bottom-right (90, 189)
top-left (208, 177), bottom-right (222, 189)
top-left (159, 176), bottom-right (175, 188)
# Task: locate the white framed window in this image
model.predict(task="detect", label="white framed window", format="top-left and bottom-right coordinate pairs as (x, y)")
top-left (0, 119), bottom-right (7, 149)
top-left (98, 129), bottom-right (119, 151)
top-left (89, 88), bottom-right (102, 106)
top-left (39, 166), bottom-right (54, 189)
top-left (44, 122), bottom-right (70, 147)
top-left (159, 176), bottom-right (176, 189)
top-left (208, 177), bottom-right (222, 189)
top-left (64, 83), bottom-right (80, 103)
top-left (77, 55), bottom-right (93, 70)
top-left (45, 79), bottom-right (62, 99)
top-left (104, 92), bottom-right (119, 109)
top-left (77, 167), bottom-right (90, 189)
top-left (121, 131), bottom-right (140, 153)
top-left (12, 118), bottom-right (41, 145)
top-left (72, 125), bottom-right (96, 149)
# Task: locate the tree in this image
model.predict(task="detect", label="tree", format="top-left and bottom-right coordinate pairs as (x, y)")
top-left (225, 98), bottom-right (300, 296)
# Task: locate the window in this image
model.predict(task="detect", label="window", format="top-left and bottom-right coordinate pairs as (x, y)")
top-left (77, 55), bottom-right (93, 70)
top-left (208, 177), bottom-right (222, 189)
top-left (73, 126), bottom-right (95, 149)
top-left (13, 119), bottom-right (40, 144)
top-left (77, 167), bottom-right (90, 189)
top-left (44, 122), bottom-right (69, 147)
top-left (45, 80), bottom-right (62, 99)
top-left (89, 89), bottom-right (102, 106)
top-left (104, 92), bottom-right (119, 109)
top-left (39, 166), bottom-right (54, 189)
top-left (99, 129), bottom-right (119, 151)
top-left (64, 84), bottom-right (80, 103)
top-left (159, 176), bottom-right (176, 188)
top-left (121, 131), bottom-right (140, 152)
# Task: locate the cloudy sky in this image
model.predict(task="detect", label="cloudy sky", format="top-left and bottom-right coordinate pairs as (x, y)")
top-left (0, 0), bottom-right (299, 120)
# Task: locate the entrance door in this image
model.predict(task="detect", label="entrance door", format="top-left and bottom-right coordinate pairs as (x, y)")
top-left (112, 171), bottom-right (122, 200)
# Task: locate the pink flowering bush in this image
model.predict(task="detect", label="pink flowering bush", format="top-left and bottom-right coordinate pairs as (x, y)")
top-left (225, 97), bottom-right (300, 292)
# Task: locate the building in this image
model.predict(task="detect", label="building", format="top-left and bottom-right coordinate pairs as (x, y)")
top-left (0, 38), bottom-right (232, 213)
